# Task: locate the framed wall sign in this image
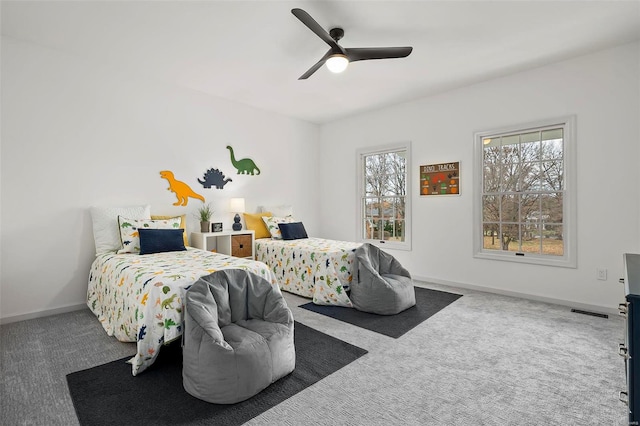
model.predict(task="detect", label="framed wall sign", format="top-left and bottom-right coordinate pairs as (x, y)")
top-left (420, 162), bottom-right (460, 196)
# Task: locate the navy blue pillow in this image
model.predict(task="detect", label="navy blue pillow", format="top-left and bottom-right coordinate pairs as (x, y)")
top-left (138, 229), bottom-right (186, 255)
top-left (278, 222), bottom-right (308, 240)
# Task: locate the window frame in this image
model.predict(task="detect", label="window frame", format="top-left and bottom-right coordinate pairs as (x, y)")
top-left (473, 116), bottom-right (576, 268)
top-left (356, 142), bottom-right (412, 251)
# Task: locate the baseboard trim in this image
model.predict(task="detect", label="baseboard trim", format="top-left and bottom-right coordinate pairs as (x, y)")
top-left (413, 275), bottom-right (619, 317)
top-left (0, 303), bottom-right (87, 325)
top-left (0, 279), bottom-right (618, 324)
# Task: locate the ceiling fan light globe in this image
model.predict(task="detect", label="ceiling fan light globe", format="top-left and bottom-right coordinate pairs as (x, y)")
top-left (326, 54), bottom-right (349, 73)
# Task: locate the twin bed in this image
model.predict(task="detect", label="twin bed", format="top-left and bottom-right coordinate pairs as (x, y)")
top-left (87, 205), bottom-right (361, 375)
top-left (88, 248), bottom-right (276, 375)
top-left (255, 237), bottom-right (360, 307)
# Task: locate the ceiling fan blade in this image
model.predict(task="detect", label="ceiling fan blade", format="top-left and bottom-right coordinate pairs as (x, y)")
top-left (346, 47), bottom-right (413, 63)
top-left (298, 51), bottom-right (332, 80)
top-left (291, 8), bottom-right (340, 50)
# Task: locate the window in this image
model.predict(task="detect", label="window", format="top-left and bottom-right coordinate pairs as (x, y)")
top-left (473, 117), bottom-right (576, 267)
top-left (357, 142), bottom-right (411, 250)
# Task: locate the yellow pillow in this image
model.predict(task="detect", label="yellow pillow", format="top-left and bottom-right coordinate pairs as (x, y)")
top-left (243, 212), bottom-right (273, 239)
top-left (151, 214), bottom-right (188, 246)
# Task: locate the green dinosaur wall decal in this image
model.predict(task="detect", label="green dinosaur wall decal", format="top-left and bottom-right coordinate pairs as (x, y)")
top-left (226, 145), bottom-right (261, 175)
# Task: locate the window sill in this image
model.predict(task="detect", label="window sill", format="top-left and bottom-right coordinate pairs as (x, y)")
top-left (362, 239), bottom-right (411, 251)
top-left (474, 250), bottom-right (576, 268)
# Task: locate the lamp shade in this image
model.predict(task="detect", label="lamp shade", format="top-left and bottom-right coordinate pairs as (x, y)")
top-left (229, 198), bottom-right (245, 213)
top-left (326, 54), bottom-right (349, 73)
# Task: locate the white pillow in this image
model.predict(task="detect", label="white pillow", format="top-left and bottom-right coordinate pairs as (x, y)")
top-left (117, 216), bottom-right (182, 254)
top-left (90, 205), bottom-right (151, 254)
top-left (262, 216), bottom-right (296, 239)
top-left (261, 205), bottom-right (293, 218)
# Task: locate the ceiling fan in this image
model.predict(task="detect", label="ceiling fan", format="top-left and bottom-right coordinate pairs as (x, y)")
top-left (291, 8), bottom-right (413, 80)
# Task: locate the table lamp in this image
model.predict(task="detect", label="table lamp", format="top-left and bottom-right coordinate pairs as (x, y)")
top-left (230, 198), bottom-right (245, 231)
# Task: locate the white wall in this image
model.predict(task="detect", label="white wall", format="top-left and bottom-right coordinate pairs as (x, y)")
top-left (0, 37), bottom-right (320, 321)
top-left (319, 42), bottom-right (640, 312)
top-left (2, 35), bottom-right (637, 322)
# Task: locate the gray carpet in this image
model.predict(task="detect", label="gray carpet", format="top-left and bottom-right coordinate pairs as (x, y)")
top-left (66, 322), bottom-right (367, 426)
top-left (1, 282), bottom-right (628, 425)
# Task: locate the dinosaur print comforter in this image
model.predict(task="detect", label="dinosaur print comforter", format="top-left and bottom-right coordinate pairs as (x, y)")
top-left (255, 237), bottom-right (361, 307)
top-left (87, 248), bottom-right (277, 376)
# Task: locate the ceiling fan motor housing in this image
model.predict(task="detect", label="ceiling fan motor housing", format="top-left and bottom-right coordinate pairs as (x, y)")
top-left (329, 27), bottom-right (344, 42)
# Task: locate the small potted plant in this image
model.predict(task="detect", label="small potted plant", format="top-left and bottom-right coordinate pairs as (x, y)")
top-left (196, 202), bottom-right (214, 233)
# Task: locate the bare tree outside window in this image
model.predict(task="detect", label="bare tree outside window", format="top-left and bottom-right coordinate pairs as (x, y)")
top-left (482, 127), bottom-right (564, 256)
top-left (362, 149), bottom-right (407, 243)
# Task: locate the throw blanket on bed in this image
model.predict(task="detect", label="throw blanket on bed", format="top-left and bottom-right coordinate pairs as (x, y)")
top-left (255, 237), bottom-right (361, 307)
top-left (87, 248), bottom-right (277, 375)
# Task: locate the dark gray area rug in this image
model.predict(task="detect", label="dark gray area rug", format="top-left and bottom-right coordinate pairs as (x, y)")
top-left (300, 286), bottom-right (462, 338)
top-left (66, 322), bottom-right (367, 426)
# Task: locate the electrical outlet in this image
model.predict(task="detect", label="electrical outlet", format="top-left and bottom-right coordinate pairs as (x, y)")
top-left (596, 268), bottom-right (608, 281)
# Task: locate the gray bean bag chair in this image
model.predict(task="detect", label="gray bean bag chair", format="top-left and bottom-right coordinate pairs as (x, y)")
top-left (182, 269), bottom-right (295, 404)
top-left (351, 243), bottom-right (416, 315)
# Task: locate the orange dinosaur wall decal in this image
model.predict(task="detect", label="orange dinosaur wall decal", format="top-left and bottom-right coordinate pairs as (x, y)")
top-left (159, 170), bottom-right (205, 206)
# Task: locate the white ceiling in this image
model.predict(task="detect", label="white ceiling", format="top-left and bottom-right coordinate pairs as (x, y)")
top-left (2, 1), bottom-right (640, 124)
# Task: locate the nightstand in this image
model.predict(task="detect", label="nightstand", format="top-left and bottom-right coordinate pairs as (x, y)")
top-left (190, 230), bottom-right (255, 259)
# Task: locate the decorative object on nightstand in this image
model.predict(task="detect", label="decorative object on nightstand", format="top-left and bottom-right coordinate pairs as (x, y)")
top-left (196, 202), bottom-right (214, 233)
top-left (212, 222), bottom-right (223, 232)
top-left (230, 198), bottom-right (245, 231)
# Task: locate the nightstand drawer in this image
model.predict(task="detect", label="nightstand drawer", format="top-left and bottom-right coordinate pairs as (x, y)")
top-left (231, 235), bottom-right (252, 258)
